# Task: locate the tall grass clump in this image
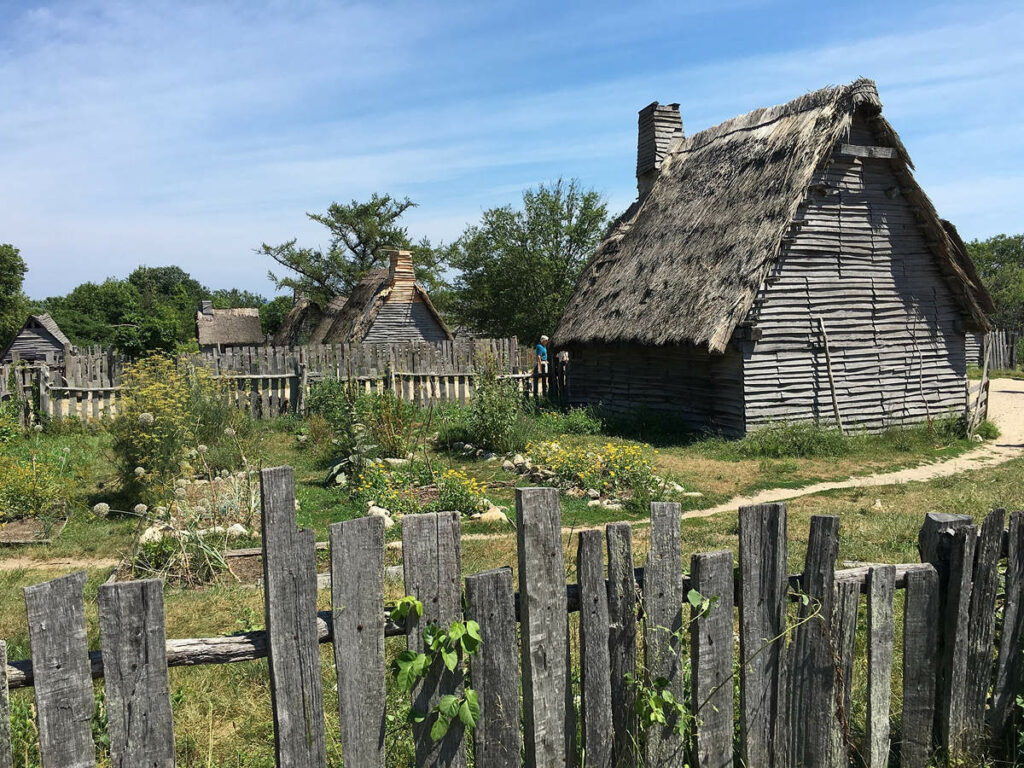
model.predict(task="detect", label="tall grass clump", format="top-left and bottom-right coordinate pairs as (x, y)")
top-left (734, 422), bottom-right (850, 459)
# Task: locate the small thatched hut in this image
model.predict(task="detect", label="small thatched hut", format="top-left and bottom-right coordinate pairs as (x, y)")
top-left (273, 250), bottom-right (452, 346)
top-left (1, 314), bottom-right (72, 364)
top-left (195, 303), bottom-right (265, 352)
top-left (555, 79), bottom-right (993, 435)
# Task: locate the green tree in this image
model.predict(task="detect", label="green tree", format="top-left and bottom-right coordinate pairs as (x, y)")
top-left (967, 234), bottom-right (1024, 331)
top-left (260, 295), bottom-right (293, 337)
top-left (444, 179), bottom-right (608, 342)
top-left (258, 193), bottom-right (445, 303)
top-left (42, 279), bottom-right (143, 348)
top-left (0, 244), bottom-right (29, 347)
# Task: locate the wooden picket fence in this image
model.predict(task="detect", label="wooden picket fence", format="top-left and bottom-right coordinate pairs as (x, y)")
top-left (2, 470), bottom-right (1023, 767)
top-left (967, 329), bottom-right (1020, 370)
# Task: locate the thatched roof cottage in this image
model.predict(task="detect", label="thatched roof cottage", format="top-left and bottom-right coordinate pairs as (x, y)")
top-left (196, 303), bottom-right (265, 352)
top-left (555, 79), bottom-right (993, 435)
top-left (273, 250), bottom-right (452, 346)
top-left (1, 313), bottom-right (72, 364)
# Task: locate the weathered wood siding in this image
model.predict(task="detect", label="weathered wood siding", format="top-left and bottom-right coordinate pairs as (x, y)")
top-left (363, 299), bottom-right (450, 344)
top-left (743, 120), bottom-right (969, 430)
top-left (564, 343), bottom-right (745, 435)
top-left (1, 323), bottom-right (64, 364)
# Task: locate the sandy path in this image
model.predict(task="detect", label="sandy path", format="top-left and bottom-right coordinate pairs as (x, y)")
top-left (0, 555), bottom-right (121, 571)
top-left (682, 377), bottom-right (1024, 520)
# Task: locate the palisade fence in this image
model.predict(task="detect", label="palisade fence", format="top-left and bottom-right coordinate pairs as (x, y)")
top-left (2, 468), bottom-right (1023, 767)
top-left (967, 329), bottom-right (1020, 370)
top-left (2, 338), bottom-right (566, 423)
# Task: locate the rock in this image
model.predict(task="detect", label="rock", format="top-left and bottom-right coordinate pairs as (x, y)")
top-left (539, 469), bottom-right (556, 480)
top-left (483, 452), bottom-right (499, 462)
top-left (368, 505), bottom-right (391, 519)
top-left (872, 499), bottom-right (883, 510)
top-left (501, 460), bottom-right (516, 472)
top-left (529, 472), bottom-right (544, 483)
top-left (566, 487), bottom-right (585, 498)
top-left (197, 526), bottom-right (227, 537)
top-left (681, 492), bottom-right (704, 498)
top-left (587, 499), bottom-right (603, 507)
top-left (478, 509), bottom-right (511, 525)
top-left (382, 516), bottom-right (396, 529)
top-left (463, 443), bottom-right (475, 453)
top-left (475, 449), bottom-right (485, 457)
top-left (667, 481), bottom-right (685, 493)
top-left (972, 434), bottom-right (984, 443)
top-left (523, 459), bottom-right (533, 470)
top-left (453, 442), bottom-right (466, 452)
top-left (601, 500), bottom-right (623, 511)
top-left (296, 434), bottom-right (308, 444)
top-left (227, 523), bottom-right (248, 538)
top-left (384, 565), bottom-right (404, 582)
top-left (586, 488), bottom-right (601, 499)
top-left (469, 512), bottom-right (482, 520)
top-left (384, 457), bottom-right (410, 467)
top-left (513, 454), bottom-right (526, 466)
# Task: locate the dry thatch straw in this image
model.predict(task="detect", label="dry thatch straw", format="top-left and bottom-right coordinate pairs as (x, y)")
top-left (556, 78), bottom-right (991, 353)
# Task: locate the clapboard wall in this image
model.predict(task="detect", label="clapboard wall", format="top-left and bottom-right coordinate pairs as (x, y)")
top-left (742, 119), bottom-right (969, 431)
top-left (563, 342), bottom-right (745, 435)
top-left (363, 299), bottom-right (450, 344)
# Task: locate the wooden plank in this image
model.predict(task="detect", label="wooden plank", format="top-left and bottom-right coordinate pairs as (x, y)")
top-left (738, 503), bottom-right (788, 768)
top-left (464, 568), bottom-right (521, 768)
top-left (24, 571), bottom-right (95, 768)
top-left (901, 566), bottom-right (939, 768)
top-left (965, 508), bottom-right (1005, 741)
top-left (865, 565), bottom-right (896, 768)
top-left (402, 511), bottom-right (465, 767)
top-left (605, 522), bottom-right (637, 767)
top-left (97, 579), bottom-right (174, 768)
top-left (937, 524), bottom-right (977, 755)
top-left (787, 515), bottom-right (840, 768)
top-left (690, 550), bottom-right (734, 768)
top-left (330, 516), bottom-right (386, 767)
top-left (838, 143), bottom-right (897, 159)
top-left (516, 487), bottom-right (566, 768)
top-left (260, 466), bottom-right (327, 767)
top-left (0, 640), bottom-right (11, 768)
top-left (992, 510), bottom-right (1024, 741)
top-left (577, 530), bottom-right (613, 768)
top-left (644, 502), bottom-right (685, 767)
top-left (830, 580), bottom-right (860, 766)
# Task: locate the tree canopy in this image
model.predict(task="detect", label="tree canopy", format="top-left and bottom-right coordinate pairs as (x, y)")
top-left (967, 233), bottom-right (1024, 332)
top-left (0, 244), bottom-right (30, 348)
top-left (259, 193), bottom-right (446, 304)
top-left (443, 179), bottom-right (608, 342)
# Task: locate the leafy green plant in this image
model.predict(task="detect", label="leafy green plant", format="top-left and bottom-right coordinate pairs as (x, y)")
top-left (433, 469), bottom-right (489, 516)
top-left (536, 405), bottom-right (603, 437)
top-left (467, 360), bottom-right (528, 452)
top-left (350, 462), bottom-right (417, 515)
top-left (357, 390), bottom-right (419, 459)
top-left (0, 399), bottom-right (21, 443)
top-left (0, 445), bottom-right (73, 524)
top-left (734, 422), bottom-right (849, 459)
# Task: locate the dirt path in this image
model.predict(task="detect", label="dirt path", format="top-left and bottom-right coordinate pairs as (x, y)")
top-left (683, 377), bottom-right (1024, 520)
top-left (0, 555), bottom-right (121, 571)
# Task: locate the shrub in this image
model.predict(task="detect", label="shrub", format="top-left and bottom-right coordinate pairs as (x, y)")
top-left (466, 365), bottom-right (531, 453)
top-left (358, 390), bottom-right (419, 459)
top-left (0, 446), bottom-right (74, 522)
top-left (734, 422), bottom-right (850, 459)
top-left (0, 400), bottom-right (19, 444)
top-left (536, 406), bottom-right (603, 437)
top-left (433, 469), bottom-right (489, 516)
top-left (975, 420), bottom-right (1000, 440)
top-left (306, 378), bottom-right (365, 461)
top-left (350, 462), bottom-right (417, 515)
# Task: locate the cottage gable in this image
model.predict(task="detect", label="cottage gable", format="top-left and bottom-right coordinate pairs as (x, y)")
top-left (1, 314), bottom-right (71, 364)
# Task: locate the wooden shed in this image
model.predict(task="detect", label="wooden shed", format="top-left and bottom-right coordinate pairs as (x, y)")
top-left (195, 302), bottom-right (265, 352)
top-left (273, 250), bottom-right (452, 345)
top-left (555, 79), bottom-right (993, 436)
top-left (1, 313), bottom-right (72, 364)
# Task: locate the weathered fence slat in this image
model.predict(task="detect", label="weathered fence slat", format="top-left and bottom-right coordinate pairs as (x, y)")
top-left (97, 579), bottom-right (175, 768)
top-left (516, 487), bottom-right (566, 768)
top-left (690, 550), bottom-right (734, 768)
top-left (24, 571), bottom-right (96, 768)
top-left (738, 503), bottom-right (788, 768)
top-left (260, 466), bottom-right (328, 768)
top-left (937, 524), bottom-right (977, 755)
top-left (788, 515), bottom-right (840, 767)
top-left (866, 565), bottom-right (896, 768)
top-left (464, 568), bottom-right (521, 768)
top-left (831, 580), bottom-right (860, 765)
top-left (965, 508), bottom-right (1005, 741)
top-left (992, 510), bottom-right (1024, 741)
top-left (330, 516), bottom-right (386, 767)
top-left (606, 522), bottom-right (637, 767)
top-left (644, 502), bottom-right (685, 767)
top-left (403, 511), bottom-right (466, 768)
top-left (901, 565), bottom-right (939, 768)
top-left (577, 530), bottom-right (613, 768)
top-left (0, 640), bottom-right (11, 768)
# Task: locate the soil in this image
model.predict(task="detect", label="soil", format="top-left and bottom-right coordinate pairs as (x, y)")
top-left (0, 517), bottom-right (67, 545)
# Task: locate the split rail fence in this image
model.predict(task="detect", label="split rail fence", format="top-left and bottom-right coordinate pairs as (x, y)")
top-left (2, 469), bottom-right (1023, 767)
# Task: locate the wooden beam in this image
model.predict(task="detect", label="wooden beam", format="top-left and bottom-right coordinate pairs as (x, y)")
top-left (838, 144), bottom-right (897, 160)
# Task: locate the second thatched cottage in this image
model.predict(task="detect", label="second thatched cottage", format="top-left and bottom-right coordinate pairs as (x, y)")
top-left (555, 79), bottom-right (993, 435)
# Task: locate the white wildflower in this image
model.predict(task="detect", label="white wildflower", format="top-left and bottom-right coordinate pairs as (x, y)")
top-left (133, 503), bottom-right (148, 515)
top-left (138, 412), bottom-right (155, 425)
top-left (223, 427), bottom-right (236, 437)
top-left (134, 466), bottom-right (146, 477)
top-left (197, 444), bottom-right (208, 454)
top-left (33, 424), bottom-right (43, 433)
top-left (92, 503), bottom-right (110, 517)
top-left (174, 487), bottom-right (187, 498)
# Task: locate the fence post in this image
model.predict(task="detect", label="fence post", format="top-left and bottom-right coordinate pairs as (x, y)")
top-left (0, 640), bottom-right (10, 768)
top-left (97, 580), bottom-right (175, 768)
top-left (644, 502), bottom-right (685, 767)
top-left (464, 568), bottom-right (521, 768)
top-left (992, 510), bottom-right (1024, 742)
top-left (937, 524), bottom-right (977, 755)
top-left (738, 503), bottom-right (788, 768)
top-left (831, 580), bottom-right (860, 765)
top-left (330, 516), bottom-right (386, 767)
top-left (965, 508), bottom-right (1005, 744)
top-left (24, 571), bottom-right (96, 768)
top-left (690, 550), bottom-right (734, 768)
top-left (606, 522), bottom-right (636, 767)
top-left (901, 565), bottom-right (939, 768)
top-left (787, 515), bottom-right (840, 767)
top-left (865, 565), bottom-right (896, 768)
top-left (260, 466), bottom-right (327, 767)
top-left (402, 511), bottom-right (466, 767)
top-left (577, 530), bottom-right (613, 768)
top-left (516, 487), bottom-right (566, 768)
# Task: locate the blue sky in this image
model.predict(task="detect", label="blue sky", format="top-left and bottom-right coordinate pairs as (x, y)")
top-left (2, 0), bottom-right (1022, 300)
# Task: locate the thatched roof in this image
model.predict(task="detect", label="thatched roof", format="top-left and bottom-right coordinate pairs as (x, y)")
top-left (272, 295), bottom-right (348, 346)
top-left (196, 307), bottom-right (264, 347)
top-left (556, 79), bottom-right (991, 353)
top-left (32, 313), bottom-right (71, 347)
top-left (941, 219), bottom-right (995, 315)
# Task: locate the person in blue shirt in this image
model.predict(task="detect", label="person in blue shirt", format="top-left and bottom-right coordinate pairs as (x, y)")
top-left (535, 335), bottom-right (549, 373)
